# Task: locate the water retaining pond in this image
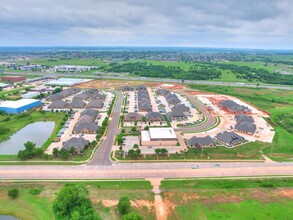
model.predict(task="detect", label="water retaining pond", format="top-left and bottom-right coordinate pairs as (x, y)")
top-left (0, 121), bottom-right (55, 155)
top-left (0, 216), bottom-right (20, 220)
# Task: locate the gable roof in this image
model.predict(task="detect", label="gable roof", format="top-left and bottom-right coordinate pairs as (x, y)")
top-left (73, 93), bottom-right (91, 100)
top-left (220, 100), bottom-right (250, 112)
top-left (136, 85), bottom-right (147, 90)
top-left (187, 136), bottom-right (216, 147)
top-left (86, 99), bottom-right (104, 108)
top-left (48, 100), bottom-right (68, 109)
top-left (166, 110), bottom-right (187, 119)
top-left (146, 112), bottom-right (164, 121)
top-left (215, 131), bottom-right (245, 146)
top-left (235, 121), bottom-right (257, 134)
top-left (172, 104), bottom-right (190, 113)
top-left (67, 100), bottom-right (86, 108)
top-left (80, 109), bottom-right (99, 119)
top-left (139, 102), bottom-right (152, 111)
top-left (62, 137), bottom-right (89, 152)
top-left (235, 114), bottom-right (254, 123)
top-left (124, 112), bottom-right (143, 121)
top-left (120, 86), bottom-right (134, 91)
top-left (46, 93), bottom-right (63, 101)
top-left (73, 121), bottom-right (99, 133)
top-left (157, 89), bottom-right (170, 96)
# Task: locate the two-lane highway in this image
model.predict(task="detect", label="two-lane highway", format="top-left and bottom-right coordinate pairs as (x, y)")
top-left (87, 92), bottom-right (123, 165)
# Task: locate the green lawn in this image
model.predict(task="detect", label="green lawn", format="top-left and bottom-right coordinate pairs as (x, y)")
top-left (189, 84), bottom-right (293, 160)
top-left (162, 178), bottom-right (293, 220)
top-left (0, 187), bottom-right (54, 220)
top-left (172, 200), bottom-right (293, 220)
top-left (161, 178), bottom-right (293, 190)
top-left (0, 86), bottom-right (33, 97)
top-left (0, 181), bottom-right (154, 220)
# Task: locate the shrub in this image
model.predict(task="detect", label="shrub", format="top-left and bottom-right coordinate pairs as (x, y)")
top-left (29, 188), bottom-right (42, 195)
top-left (8, 189), bottom-right (19, 199)
top-left (122, 212), bottom-right (143, 220)
top-left (118, 196), bottom-right (131, 215)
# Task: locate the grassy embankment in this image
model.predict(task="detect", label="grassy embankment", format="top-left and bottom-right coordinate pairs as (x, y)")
top-left (189, 84), bottom-right (293, 161)
top-left (161, 178), bottom-right (293, 220)
top-left (0, 180), bottom-right (154, 220)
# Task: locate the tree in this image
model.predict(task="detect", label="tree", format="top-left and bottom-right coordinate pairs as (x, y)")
top-left (134, 120), bottom-right (138, 126)
top-left (60, 149), bottom-right (69, 160)
top-left (131, 127), bottom-right (136, 133)
top-left (155, 148), bottom-right (161, 155)
top-left (116, 134), bottom-right (124, 145)
top-left (161, 148), bottom-right (168, 155)
top-left (69, 147), bottom-right (75, 155)
top-left (118, 196), bottom-right (131, 215)
top-left (8, 189), bottom-right (19, 199)
top-left (133, 144), bottom-right (139, 149)
top-left (53, 147), bottom-right (59, 157)
top-left (52, 87), bottom-right (62, 94)
top-left (53, 184), bottom-right (99, 220)
top-left (122, 212), bottom-right (143, 220)
top-left (143, 126), bottom-right (149, 130)
top-left (96, 134), bottom-right (101, 141)
top-left (121, 128), bottom-right (126, 133)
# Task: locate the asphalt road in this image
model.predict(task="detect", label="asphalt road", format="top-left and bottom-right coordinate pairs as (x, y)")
top-left (177, 93), bottom-right (216, 133)
top-left (1, 162), bottom-right (293, 179)
top-left (4, 71), bottom-right (293, 90)
top-left (87, 92), bottom-right (123, 166)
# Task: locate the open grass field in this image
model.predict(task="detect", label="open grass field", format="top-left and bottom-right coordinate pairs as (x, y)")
top-left (189, 84), bottom-right (293, 161)
top-left (161, 178), bottom-right (293, 220)
top-left (0, 180), bottom-right (154, 220)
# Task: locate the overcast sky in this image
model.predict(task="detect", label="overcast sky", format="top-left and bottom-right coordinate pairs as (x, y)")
top-left (1, 0), bottom-right (293, 49)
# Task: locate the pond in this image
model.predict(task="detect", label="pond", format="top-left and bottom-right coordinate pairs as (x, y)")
top-left (0, 121), bottom-right (55, 155)
top-left (0, 216), bottom-right (20, 220)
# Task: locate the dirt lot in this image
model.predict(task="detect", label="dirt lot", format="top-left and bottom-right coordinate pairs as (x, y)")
top-left (76, 79), bottom-right (161, 90)
top-left (76, 79), bottom-right (187, 91)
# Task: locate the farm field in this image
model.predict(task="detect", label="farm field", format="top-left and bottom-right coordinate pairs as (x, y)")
top-left (161, 178), bottom-right (293, 220)
top-left (189, 84), bottom-right (293, 161)
top-left (0, 180), bottom-right (154, 220)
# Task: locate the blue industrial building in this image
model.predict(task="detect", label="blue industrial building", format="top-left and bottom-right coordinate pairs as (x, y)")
top-left (0, 99), bottom-right (41, 114)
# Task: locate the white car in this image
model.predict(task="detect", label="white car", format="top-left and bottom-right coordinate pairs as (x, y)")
top-left (191, 165), bottom-right (199, 169)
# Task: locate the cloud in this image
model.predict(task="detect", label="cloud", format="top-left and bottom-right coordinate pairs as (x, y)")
top-left (0, 0), bottom-right (292, 48)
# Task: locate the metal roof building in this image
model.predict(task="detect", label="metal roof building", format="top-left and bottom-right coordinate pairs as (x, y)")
top-left (0, 99), bottom-right (41, 114)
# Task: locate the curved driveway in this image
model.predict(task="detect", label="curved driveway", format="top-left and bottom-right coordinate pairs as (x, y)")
top-left (177, 93), bottom-right (217, 133)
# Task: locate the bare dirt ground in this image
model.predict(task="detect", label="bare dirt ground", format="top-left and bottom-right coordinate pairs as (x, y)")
top-left (76, 79), bottom-right (162, 90)
top-left (77, 79), bottom-right (186, 91)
